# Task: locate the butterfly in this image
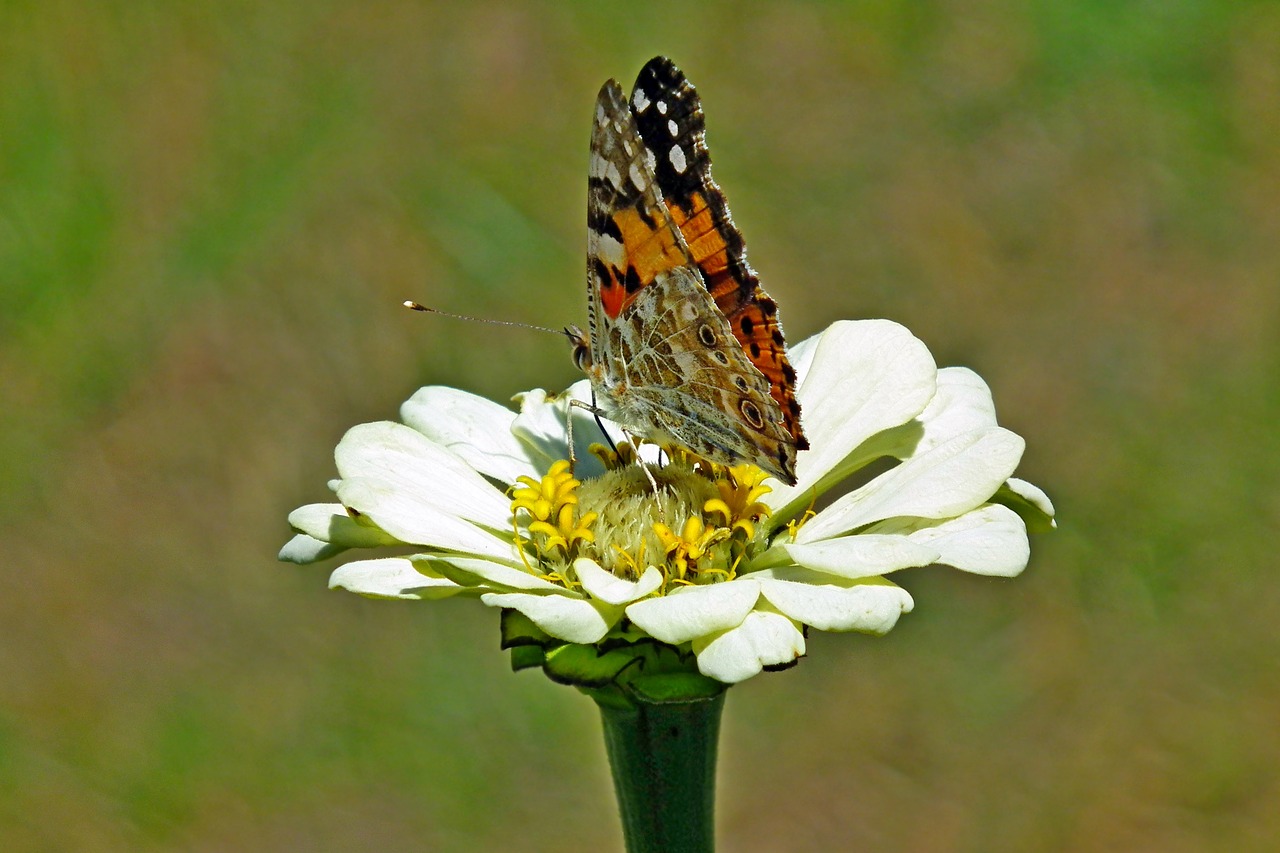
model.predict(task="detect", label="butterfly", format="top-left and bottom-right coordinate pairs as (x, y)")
top-left (566, 57), bottom-right (808, 485)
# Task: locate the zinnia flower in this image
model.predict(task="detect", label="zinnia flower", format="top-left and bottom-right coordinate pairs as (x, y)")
top-left (281, 320), bottom-right (1054, 685)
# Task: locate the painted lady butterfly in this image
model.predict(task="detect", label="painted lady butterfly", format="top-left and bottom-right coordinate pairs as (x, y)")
top-left (567, 57), bottom-right (808, 484)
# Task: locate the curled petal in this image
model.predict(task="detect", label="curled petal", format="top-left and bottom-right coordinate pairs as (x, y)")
top-left (401, 386), bottom-right (539, 485)
top-left (769, 320), bottom-right (937, 513)
top-left (692, 610), bottom-right (806, 684)
top-left (899, 504), bottom-right (1031, 577)
top-left (625, 580), bottom-right (761, 646)
top-left (1006, 478), bottom-right (1055, 518)
top-left (329, 557), bottom-right (463, 600)
top-left (799, 427), bottom-right (1025, 543)
top-left (286, 503), bottom-right (401, 549)
top-left (511, 381), bottom-right (624, 480)
top-left (998, 477), bottom-right (1057, 532)
top-left (414, 556), bottom-right (565, 591)
top-left (758, 576), bottom-right (913, 633)
top-left (336, 421), bottom-right (511, 529)
top-left (574, 559), bottom-right (664, 605)
top-left (480, 591), bottom-right (612, 644)
top-left (773, 534), bottom-right (939, 579)
top-left (335, 476), bottom-right (518, 563)
top-left (914, 367), bottom-right (1000, 454)
top-left (279, 534), bottom-right (346, 564)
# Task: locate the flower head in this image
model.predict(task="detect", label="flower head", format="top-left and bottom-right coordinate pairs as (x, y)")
top-left (281, 320), bottom-right (1054, 686)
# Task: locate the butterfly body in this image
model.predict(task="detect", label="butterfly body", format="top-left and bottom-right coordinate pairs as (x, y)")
top-left (575, 57), bottom-right (807, 485)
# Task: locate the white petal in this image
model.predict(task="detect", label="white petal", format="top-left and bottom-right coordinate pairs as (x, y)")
top-left (915, 367), bottom-right (1000, 454)
top-left (511, 381), bottom-right (624, 480)
top-left (335, 476), bottom-right (518, 562)
top-left (480, 591), bottom-right (612, 644)
top-left (759, 577), bottom-right (913, 633)
top-left (509, 387), bottom-right (569, 469)
top-left (692, 611), bottom-right (806, 684)
top-left (1006, 477), bottom-right (1057, 523)
top-left (400, 386), bottom-right (538, 485)
top-left (414, 556), bottom-right (564, 591)
top-left (286, 503), bottom-right (400, 548)
top-left (278, 533), bottom-right (346, 564)
top-left (896, 504), bottom-right (1030, 577)
top-left (574, 559), bottom-right (664, 605)
top-left (329, 557), bottom-right (463, 600)
top-left (625, 580), bottom-right (761, 645)
top-left (335, 421), bottom-right (511, 529)
top-left (798, 427), bottom-right (1025, 542)
top-left (767, 320), bottom-right (938, 513)
top-left (785, 330), bottom-right (822, 386)
top-left (776, 534), bottom-right (939, 579)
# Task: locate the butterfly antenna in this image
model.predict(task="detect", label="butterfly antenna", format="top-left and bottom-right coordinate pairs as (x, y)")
top-left (403, 301), bottom-right (566, 337)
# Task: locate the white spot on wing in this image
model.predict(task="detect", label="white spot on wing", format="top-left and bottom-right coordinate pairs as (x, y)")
top-left (605, 161), bottom-right (623, 189)
top-left (632, 89), bottom-right (650, 112)
top-left (667, 119), bottom-right (679, 137)
top-left (669, 145), bottom-right (687, 173)
top-left (595, 103), bottom-right (606, 125)
top-left (656, 100), bottom-right (668, 115)
top-left (628, 162), bottom-right (648, 191)
top-left (593, 233), bottom-right (625, 267)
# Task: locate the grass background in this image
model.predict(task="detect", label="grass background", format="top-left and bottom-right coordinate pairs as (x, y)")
top-left (3, 2), bottom-right (1278, 850)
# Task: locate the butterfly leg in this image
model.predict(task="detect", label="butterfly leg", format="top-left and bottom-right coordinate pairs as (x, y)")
top-left (636, 450), bottom-right (661, 497)
top-left (566, 396), bottom-right (620, 477)
top-left (590, 409), bottom-right (620, 457)
top-left (565, 397), bottom-right (662, 503)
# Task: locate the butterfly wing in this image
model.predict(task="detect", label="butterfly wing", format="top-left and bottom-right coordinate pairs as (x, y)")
top-left (582, 73), bottom-right (799, 484)
top-left (628, 57), bottom-right (808, 452)
top-left (610, 264), bottom-right (799, 482)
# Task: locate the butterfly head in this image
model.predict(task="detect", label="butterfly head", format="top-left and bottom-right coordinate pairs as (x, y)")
top-left (565, 325), bottom-right (593, 372)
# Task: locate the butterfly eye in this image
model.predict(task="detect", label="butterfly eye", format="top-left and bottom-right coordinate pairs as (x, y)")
top-left (566, 326), bottom-right (593, 370)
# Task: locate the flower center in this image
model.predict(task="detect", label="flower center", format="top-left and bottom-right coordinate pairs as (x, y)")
top-left (509, 445), bottom-right (775, 590)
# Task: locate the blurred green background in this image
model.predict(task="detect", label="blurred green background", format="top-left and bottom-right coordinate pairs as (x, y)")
top-left (3, 1), bottom-right (1277, 850)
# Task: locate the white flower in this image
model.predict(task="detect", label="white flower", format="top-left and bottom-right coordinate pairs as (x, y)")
top-left (281, 320), bottom-right (1054, 685)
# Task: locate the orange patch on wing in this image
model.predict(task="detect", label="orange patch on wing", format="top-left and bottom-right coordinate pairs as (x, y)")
top-left (599, 272), bottom-right (627, 319)
top-left (669, 193), bottom-right (729, 275)
top-left (669, 190), bottom-right (808, 448)
top-left (704, 271), bottom-right (741, 302)
top-left (615, 208), bottom-right (687, 280)
top-left (599, 207), bottom-right (689, 319)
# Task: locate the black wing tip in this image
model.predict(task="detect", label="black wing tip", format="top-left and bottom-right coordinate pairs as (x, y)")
top-left (636, 56), bottom-right (687, 89)
top-left (641, 55), bottom-right (678, 73)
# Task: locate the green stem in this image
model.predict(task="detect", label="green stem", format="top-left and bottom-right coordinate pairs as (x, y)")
top-left (595, 686), bottom-right (727, 853)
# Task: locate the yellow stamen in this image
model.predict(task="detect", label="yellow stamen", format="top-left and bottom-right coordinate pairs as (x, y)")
top-left (509, 460), bottom-right (597, 576)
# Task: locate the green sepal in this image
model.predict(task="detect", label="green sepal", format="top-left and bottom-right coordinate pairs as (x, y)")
top-left (499, 607), bottom-right (551, 648)
top-left (627, 671), bottom-right (725, 703)
top-left (597, 621), bottom-right (650, 652)
top-left (508, 644), bottom-right (546, 671)
top-left (498, 611), bottom-right (714, 698)
top-left (543, 643), bottom-right (644, 687)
